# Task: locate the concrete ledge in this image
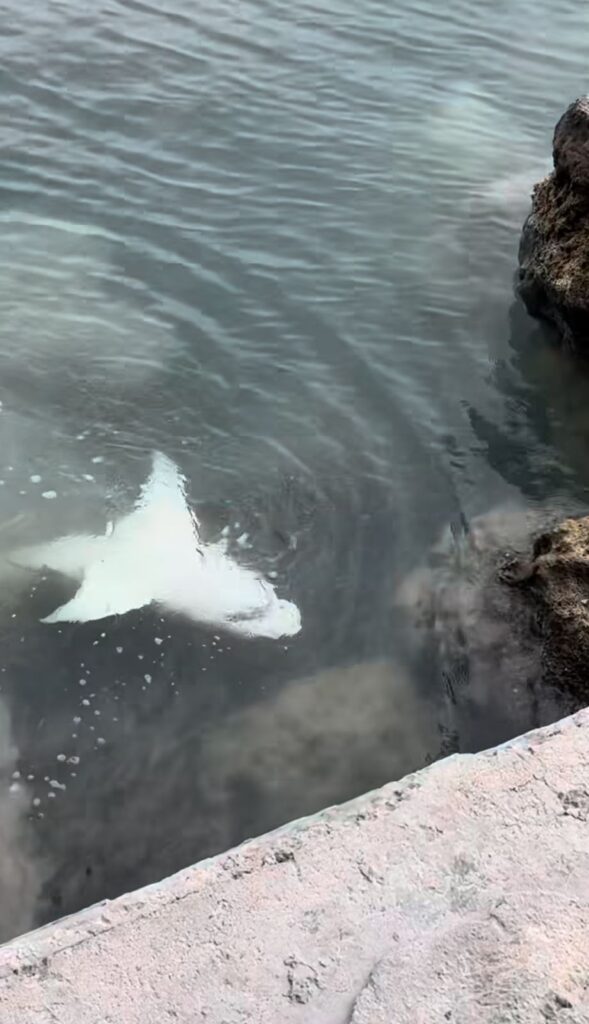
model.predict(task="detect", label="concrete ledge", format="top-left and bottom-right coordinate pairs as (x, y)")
top-left (1, 711), bottom-right (589, 1023)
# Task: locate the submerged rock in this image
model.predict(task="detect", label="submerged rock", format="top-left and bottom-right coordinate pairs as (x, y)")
top-left (502, 515), bottom-right (589, 696)
top-left (518, 97), bottom-right (589, 349)
top-left (396, 505), bottom-right (589, 744)
top-left (396, 507), bottom-right (561, 746)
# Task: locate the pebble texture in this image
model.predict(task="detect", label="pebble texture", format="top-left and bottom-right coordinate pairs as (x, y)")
top-left (1, 711), bottom-right (589, 1023)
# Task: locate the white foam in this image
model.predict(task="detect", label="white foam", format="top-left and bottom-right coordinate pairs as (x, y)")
top-left (12, 452), bottom-right (301, 640)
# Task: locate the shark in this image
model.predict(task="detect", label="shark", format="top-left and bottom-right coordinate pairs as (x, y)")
top-left (11, 452), bottom-right (302, 640)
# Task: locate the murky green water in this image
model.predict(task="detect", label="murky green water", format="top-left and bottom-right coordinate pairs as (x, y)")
top-left (0, 0), bottom-right (588, 940)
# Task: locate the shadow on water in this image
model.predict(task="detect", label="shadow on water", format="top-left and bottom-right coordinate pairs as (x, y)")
top-left (0, 446), bottom-right (441, 930)
top-left (2, 607), bottom-right (443, 926)
top-left (0, 697), bottom-right (45, 943)
top-left (468, 299), bottom-right (589, 504)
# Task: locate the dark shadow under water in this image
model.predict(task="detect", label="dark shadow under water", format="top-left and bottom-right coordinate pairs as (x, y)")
top-left (0, 447), bottom-right (581, 939)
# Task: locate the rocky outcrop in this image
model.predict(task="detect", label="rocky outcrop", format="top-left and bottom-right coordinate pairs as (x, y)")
top-left (518, 97), bottom-right (589, 349)
top-left (395, 505), bottom-right (574, 744)
top-left (397, 505), bottom-right (589, 719)
top-left (501, 515), bottom-right (589, 696)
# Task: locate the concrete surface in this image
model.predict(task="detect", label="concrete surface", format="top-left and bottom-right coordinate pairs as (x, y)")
top-left (1, 710), bottom-right (589, 1023)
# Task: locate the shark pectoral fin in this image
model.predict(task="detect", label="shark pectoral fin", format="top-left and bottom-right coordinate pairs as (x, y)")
top-left (41, 564), bottom-right (153, 624)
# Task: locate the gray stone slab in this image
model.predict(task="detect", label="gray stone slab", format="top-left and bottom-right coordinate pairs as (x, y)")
top-left (1, 710), bottom-right (589, 1023)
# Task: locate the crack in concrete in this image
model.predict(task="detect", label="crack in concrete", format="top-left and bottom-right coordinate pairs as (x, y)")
top-left (340, 959), bottom-right (384, 1024)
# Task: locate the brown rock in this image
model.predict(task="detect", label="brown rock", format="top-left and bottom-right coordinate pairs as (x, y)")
top-left (518, 97), bottom-right (589, 349)
top-left (501, 515), bottom-right (589, 696)
top-left (395, 505), bottom-right (569, 742)
top-left (397, 505), bottom-right (589, 712)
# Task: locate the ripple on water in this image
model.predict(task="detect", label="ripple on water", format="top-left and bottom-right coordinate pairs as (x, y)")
top-left (0, 0), bottom-right (587, 939)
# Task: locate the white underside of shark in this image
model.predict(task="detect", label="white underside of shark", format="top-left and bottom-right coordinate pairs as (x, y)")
top-left (11, 452), bottom-right (302, 640)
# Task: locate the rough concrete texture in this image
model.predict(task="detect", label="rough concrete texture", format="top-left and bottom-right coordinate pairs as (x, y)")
top-left (2, 712), bottom-right (589, 1023)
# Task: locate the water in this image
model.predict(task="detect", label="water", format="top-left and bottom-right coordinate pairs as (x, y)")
top-left (1, 0), bottom-right (589, 941)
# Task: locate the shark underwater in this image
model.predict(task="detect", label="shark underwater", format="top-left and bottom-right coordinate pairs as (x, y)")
top-left (10, 452), bottom-right (301, 640)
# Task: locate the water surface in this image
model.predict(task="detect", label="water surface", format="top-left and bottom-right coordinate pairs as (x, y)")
top-left (0, 0), bottom-right (589, 939)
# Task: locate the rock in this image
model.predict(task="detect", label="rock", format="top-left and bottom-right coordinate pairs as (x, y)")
top-left (518, 97), bottom-right (589, 349)
top-left (395, 505), bottom-right (567, 746)
top-left (396, 505), bottom-right (589, 740)
top-left (501, 515), bottom-right (589, 697)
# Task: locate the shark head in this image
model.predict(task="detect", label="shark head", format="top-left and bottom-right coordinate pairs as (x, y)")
top-left (11, 452), bottom-right (302, 640)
